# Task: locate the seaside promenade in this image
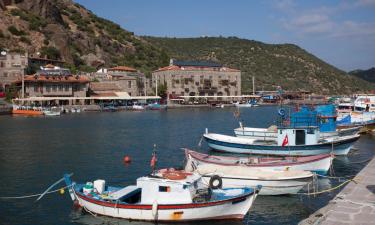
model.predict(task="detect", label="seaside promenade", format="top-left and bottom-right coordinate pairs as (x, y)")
top-left (300, 156), bottom-right (375, 225)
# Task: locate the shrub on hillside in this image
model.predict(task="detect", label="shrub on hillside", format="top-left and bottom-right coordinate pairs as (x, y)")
top-left (40, 46), bottom-right (61, 60)
top-left (8, 26), bottom-right (26, 36)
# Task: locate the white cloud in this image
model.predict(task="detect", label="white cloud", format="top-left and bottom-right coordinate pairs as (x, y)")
top-left (275, 1), bottom-right (375, 38)
top-left (292, 14), bottom-right (329, 26)
top-left (357, 0), bottom-right (375, 6)
top-left (274, 0), bottom-right (295, 12)
top-left (331, 21), bottom-right (375, 37)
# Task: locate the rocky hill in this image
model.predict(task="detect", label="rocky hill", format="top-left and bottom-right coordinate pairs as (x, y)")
top-left (0, 0), bottom-right (169, 74)
top-left (0, 0), bottom-right (373, 94)
top-left (349, 67), bottom-right (375, 83)
top-left (144, 37), bottom-right (374, 94)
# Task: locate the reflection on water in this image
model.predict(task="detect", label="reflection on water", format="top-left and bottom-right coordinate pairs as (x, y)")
top-left (0, 107), bottom-right (374, 225)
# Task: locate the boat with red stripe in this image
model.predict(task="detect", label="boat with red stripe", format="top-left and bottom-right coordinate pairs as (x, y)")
top-left (63, 172), bottom-right (261, 222)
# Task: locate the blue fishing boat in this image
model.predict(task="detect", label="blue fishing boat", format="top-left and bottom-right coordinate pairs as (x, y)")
top-left (204, 126), bottom-right (360, 156)
top-left (234, 105), bottom-right (360, 140)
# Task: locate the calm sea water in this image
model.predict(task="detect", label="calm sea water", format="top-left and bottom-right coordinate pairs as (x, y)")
top-left (0, 106), bottom-right (374, 225)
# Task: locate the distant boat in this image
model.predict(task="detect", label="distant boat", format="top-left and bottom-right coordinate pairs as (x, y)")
top-left (184, 148), bottom-right (333, 175)
top-left (233, 100), bottom-right (258, 108)
top-left (12, 105), bottom-right (43, 116)
top-left (132, 104), bottom-right (145, 110)
top-left (147, 102), bottom-right (162, 110)
top-left (63, 172), bottom-right (260, 221)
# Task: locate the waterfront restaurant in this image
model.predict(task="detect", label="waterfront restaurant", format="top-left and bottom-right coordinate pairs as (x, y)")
top-left (13, 64), bottom-right (89, 105)
top-left (152, 59), bottom-right (241, 101)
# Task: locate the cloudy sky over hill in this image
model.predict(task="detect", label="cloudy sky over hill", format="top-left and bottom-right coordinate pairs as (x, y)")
top-left (75, 0), bottom-right (375, 71)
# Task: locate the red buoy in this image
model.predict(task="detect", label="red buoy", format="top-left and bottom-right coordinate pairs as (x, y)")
top-left (123, 156), bottom-right (131, 163)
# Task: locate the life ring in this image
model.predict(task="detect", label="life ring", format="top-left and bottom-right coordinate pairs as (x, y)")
top-left (278, 108), bottom-right (286, 117)
top-left (209, 175), bottom-right (223, 189)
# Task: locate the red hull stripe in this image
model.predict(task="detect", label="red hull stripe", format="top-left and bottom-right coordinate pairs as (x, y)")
top-left (76, 191), bottom-right (253, 210)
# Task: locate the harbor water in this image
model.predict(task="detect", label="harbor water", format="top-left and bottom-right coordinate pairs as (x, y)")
top-left (0, 106), bottom-right (374, 225)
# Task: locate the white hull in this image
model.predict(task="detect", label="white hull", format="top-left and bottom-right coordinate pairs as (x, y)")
top-left (74, 190), bottom-right (257, 221)
top-left (234, 127), bottom-right (359, 141)
top-left (201, 175), bottom-right (310, 195)
top-left (43, 111), bottom-right (61, 116)
top-left (185, 155), bottom-right (332, 175)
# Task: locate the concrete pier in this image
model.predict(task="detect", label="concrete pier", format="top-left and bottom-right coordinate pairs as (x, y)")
top-left (299, 157), bottom-right (375, 225)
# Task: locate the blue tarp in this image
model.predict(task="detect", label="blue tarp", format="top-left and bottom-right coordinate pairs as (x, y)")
top-left (288, 104), bottom-right (337, 132)
top-left (316, 105), bottom-right (336, 132)
top-left (337, 115), bottom-right (351, 125)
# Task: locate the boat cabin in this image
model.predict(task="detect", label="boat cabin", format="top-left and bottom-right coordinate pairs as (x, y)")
top-left (277, 127), bottom-right (320, 146)
top-left (76, 172), bottom-right (205, 205)
top-left (136, 174), bottom-right (203, 204)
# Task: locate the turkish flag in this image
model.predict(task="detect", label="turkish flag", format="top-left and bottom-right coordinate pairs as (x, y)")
top-left (150, 153), bottom-right (157, 167)
top-left (282, 135), bottom-right (289, 147)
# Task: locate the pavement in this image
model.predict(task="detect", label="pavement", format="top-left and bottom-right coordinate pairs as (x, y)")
top-left (299, 157), bottom-right (375, 225)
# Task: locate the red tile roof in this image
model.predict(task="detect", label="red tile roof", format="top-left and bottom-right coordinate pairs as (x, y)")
top-left (13, 74), bottom-right (90, 84)
top-left (154, 65), bottom-right (240, 72)
top-left (108, 66), bottom-right (137, 72)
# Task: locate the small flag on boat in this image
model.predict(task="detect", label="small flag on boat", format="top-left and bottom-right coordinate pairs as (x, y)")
top-left (150, 152), bottom-right (157, 168)
top-left (282, 135), bottom-right (289, 147)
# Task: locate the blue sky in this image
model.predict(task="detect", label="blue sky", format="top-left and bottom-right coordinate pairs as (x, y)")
top-left (75, 0), bottom-right (375, 71)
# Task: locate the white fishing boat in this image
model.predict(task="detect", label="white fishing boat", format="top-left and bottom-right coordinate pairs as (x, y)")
top-left (234, 124), bottom-right (360, 140)
top-left (43, 110), bottom-right (61, 116)
top-left (63, 171), bottom-right (260, 222)
top-left (233, 100), bottom-right (258, 108)
top-left (184, 149), bottom-right (333, 175)
top-left (132, 104), bottom-right (145, 110)
top-left (204, 126), bottom-right (360, 156)
top-left (43, 107), bottom-right (61, 116)
top-left (193, 164), bottom-right (313, 195)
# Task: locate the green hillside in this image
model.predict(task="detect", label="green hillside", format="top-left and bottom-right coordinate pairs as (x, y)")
top-left (349, 68), bottom-right (375, 83)
top-left (144, 36), bottom-right (374, 94)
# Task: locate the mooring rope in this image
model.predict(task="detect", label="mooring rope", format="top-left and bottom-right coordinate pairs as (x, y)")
top-left (316, 174), bottom-right (355, 180)
top-left (298, 179), bottom-right (354, 196)
top-left (0, 184), bottom-right (72, 200)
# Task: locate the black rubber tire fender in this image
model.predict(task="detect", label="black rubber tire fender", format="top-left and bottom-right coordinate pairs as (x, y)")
top-left (209, 175), bottom-right (223, 189)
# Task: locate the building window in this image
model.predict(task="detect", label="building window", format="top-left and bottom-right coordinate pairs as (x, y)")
top-left (128, 81), bottom-right (132, 88)
top-left (46, 85), bottom-right (51, 92)
top-left (0, 61), bottom-right (4, 67)
top-left (52, 85), bottom-right (57, 91)
top-left (159, 186), bottom-right (170, 192)
top-left (3, 72), bottom-right (7, 77)
top-left (65, 85), bottom-right (69, 91)
top-left (59, 85), bottom-right (63, 91)
top-left (34, 86), bottom-right (38, 92)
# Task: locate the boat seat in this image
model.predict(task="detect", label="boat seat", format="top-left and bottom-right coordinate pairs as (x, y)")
top-left (102, 185), bottom-right (139, 200)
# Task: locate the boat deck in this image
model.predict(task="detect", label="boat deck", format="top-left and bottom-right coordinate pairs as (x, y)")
top-left (299, 157), bottom-right (375, 225)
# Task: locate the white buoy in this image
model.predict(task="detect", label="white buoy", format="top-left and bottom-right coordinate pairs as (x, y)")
top-left (205, 128), bottom-right (208, 134)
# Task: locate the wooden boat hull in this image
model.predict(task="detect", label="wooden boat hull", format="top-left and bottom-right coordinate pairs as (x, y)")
top-left (184, 149), bottom-right (332, 175)
top-left (201, 175), bottom-right (311, 195)
top-left (234, 126), bottom-right (360, 140)
top-left (203, 133), bottom-right (360, 156)
top-left (72, 187), bottom-right (258, 221)
top-left (194, 164), bottom-right (313, 195)
top-left (12, 109), bottom-right (43, 115)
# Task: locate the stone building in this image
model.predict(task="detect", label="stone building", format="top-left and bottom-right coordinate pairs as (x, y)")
top-left (152, 60), bottom-right (241, 100)
top-left (13, 64), bottom-right (89, 104)
top-left (0, 49), bottom-right (28, 91)
top-left (91, 66), bottom-right (148, 96)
